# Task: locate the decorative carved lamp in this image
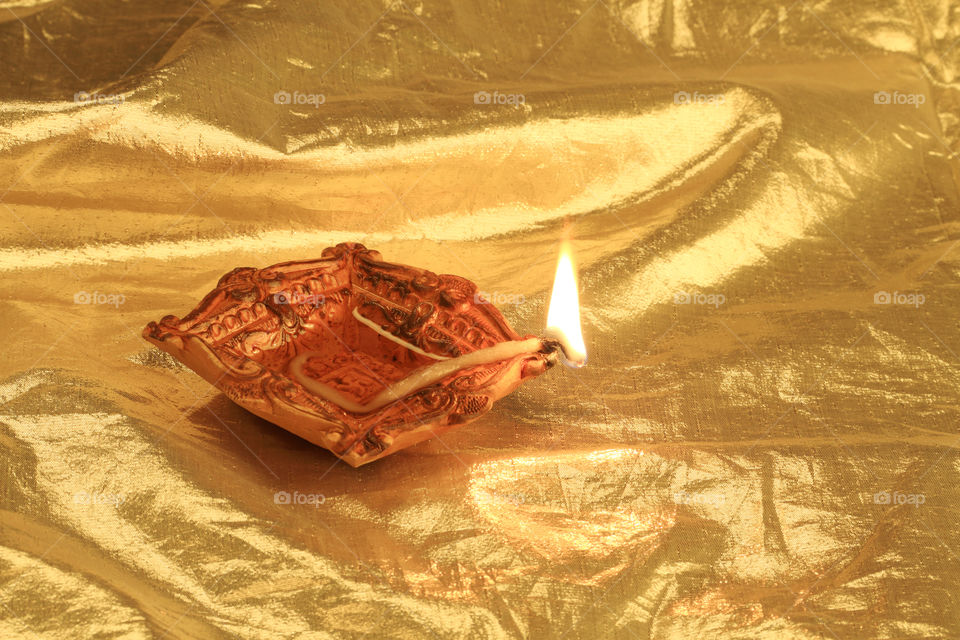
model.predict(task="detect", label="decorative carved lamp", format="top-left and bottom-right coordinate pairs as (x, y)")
top-left (143, 242), bottom-right (585, 466)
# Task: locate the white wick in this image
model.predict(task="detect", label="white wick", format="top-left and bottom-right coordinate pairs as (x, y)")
top-left (290, 337), bottom-right (543, 414)
top-left (351, 307), bottom-right (449, 361)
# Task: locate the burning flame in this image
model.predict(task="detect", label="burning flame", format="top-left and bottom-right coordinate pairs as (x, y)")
top-left (546, 240), bottom-right (587, 367)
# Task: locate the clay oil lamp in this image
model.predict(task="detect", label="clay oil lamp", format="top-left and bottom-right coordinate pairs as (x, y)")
top-left (143, 241), bottom-right (586, 466)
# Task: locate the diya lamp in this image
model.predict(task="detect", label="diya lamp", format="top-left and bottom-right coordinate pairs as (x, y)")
top-left (143, 241), bottom-right (586, 466)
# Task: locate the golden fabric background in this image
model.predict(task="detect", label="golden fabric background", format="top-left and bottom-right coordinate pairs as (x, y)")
top-left (2, 0), bottom-right (960, 637)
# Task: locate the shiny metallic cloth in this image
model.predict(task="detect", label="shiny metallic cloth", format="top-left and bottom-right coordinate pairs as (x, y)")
top-left (1, 0), bottom-right (959, 638)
